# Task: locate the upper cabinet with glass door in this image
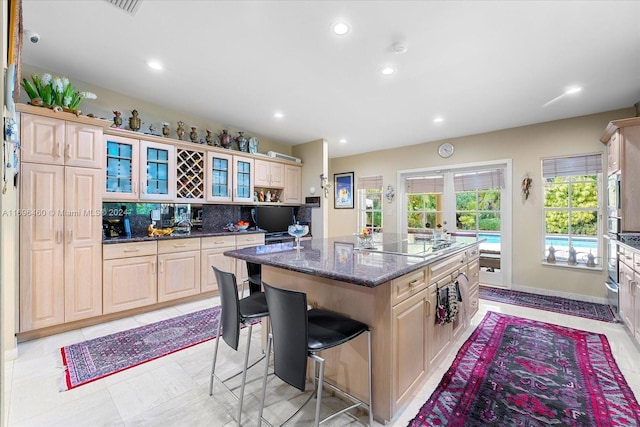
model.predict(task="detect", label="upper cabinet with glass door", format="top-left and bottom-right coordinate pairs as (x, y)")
top-left (233, 155), bottom-right (254, 203)
top-left (206, 151), bottom-right (233, 202)
top-left (104, 134), bottom-right (139, 200)
top-left (140, 140), bottom-right (176, 201)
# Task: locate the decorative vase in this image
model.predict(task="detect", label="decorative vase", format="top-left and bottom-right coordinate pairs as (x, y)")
top-left (129, 110), bottom-right (141, 131)
top-left (176, 121), bottom-right (185, 140)
top-left (219, 129), bottom-right (232, 149)
top-left (205, 129), bottom-right (214, 146)
top-left (546, 246), bottom-right (556, 263)
top-left (189, 127), bottom-right (198, 142)
top-left (162, 123), bottom-right (170, 138)
top-left (235, 131), bottom-right (248, 152)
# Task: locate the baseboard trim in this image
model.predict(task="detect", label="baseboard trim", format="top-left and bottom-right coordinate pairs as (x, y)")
top-left (508, 284), bottom-right (608, 306)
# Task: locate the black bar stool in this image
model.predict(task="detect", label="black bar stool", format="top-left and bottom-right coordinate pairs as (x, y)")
top-left (210, 266), bottom-right (270, 426)
top-left (258, 282), bottom-right (373, 427)
top-left (243, 261), bottom-right (262, 295)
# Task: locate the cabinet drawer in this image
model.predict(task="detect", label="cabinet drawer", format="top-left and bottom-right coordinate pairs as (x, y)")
top-left (467, 244), bottom-right (480, 261)
top-left (103, 241), bottom-right (157, 260)
top-left (391, 268), bottom-right (427, 306)
top-left (468, 259), bottom-right (480, 288)
top-left (236, 233), bottom-right (265, 246)
top-left (429, 251), bottom-right (466, 285)
top-left (158, 238), bottom-right (201, 254)
top-left (468, 288), bottom-right (480, 316)
top-left (201, 235), bottom-right (236, 249)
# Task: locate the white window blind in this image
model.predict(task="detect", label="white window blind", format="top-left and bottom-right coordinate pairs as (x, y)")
top-left (542, 154), bottom-right (602, 178)
top-left (406, 175), bottom-right (444, 193)
top-left (357, 175), bottom-right (383, 190)
top-left (453, 169), bottom-right (504, 191)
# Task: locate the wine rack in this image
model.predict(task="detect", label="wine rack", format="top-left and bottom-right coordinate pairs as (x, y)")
top-left (176, 148), bottom-right (205, 201)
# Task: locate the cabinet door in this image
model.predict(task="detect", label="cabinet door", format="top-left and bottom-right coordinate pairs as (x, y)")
top-left (157, 250), bottom-right (201, 302)
top-left (64, 167), bottom-right (103, 322)
top-left (619, 262), bottom-right (634, 331)
top-left (608, 130), bottom-right (621, 175)
top-left (20, 113), bottom-right (66, 165)
top-left (104, 134), bottom-right (140, 200)
top-left (634, 273), bottom-right (640, 345)
top-left (176, 147), bottom-right (205, 202)
top-left (103, 255), bottom-right (157, 313)
top-left (65, 122), bottom-right (103, 169)
top-left (201, 248), bottom-right (236, 293)
top-left (140, 140), bottom-right (176, 201)
top-left (206, 151), bottom-right (233, 202)
top-left (233, 156), bottom-right (254, 203)
top-left (392, 289), bottom-right (429, 410)
top-left (283, 165), bottom-right (302, 204)
top-left (19, 163), bottom-right (65, 331)
top-left (254, 159), bottom-right (271, 187)
top-left (427, 284), bottom-right (452, 371)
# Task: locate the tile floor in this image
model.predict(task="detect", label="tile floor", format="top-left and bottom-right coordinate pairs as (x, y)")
top-left (4, 296), bottom-right (640, 426)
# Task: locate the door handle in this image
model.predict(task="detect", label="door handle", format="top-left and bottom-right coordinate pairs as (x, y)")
top-left (159, 260), bottom-right (164, 274)
top-left (68, 229), bottom-right (72, 243)
top-left (151, 261), bottom-right (156, 275)
top-left (65, 143), bottom-right (71, 160)
top-left (425, 300), bottom-right (431, 317)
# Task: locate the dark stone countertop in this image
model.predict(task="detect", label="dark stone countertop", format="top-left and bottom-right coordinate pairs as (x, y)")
top-left (102, 229), bottom-right (265, 244)
top-left (223, 233), bottom-right (482, 288)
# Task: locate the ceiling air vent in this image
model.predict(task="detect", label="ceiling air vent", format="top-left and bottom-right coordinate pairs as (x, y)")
top-left (105, 0), bottom-right (142, 15)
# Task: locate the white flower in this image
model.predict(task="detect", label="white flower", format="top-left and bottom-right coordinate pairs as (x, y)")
top-left (80, 91), bottom-right (97, 100)
top-left (61, 77), bottom-right (69, 88)
top-left (41, 73), bottom-right (52, 85)
top-left (52, 77), bottom-right (64, 93)
top-left (63, 96), bottom-right (72, 107)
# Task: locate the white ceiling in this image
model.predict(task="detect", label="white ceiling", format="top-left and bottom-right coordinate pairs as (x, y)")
top-left (20, 1), bottom-right (640, 159)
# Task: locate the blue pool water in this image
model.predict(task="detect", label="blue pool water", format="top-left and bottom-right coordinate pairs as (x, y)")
top-left (477, 233), bottom-right (597, 249)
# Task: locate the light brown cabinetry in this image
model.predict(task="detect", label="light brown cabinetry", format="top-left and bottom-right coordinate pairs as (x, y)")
top-left (140, 140), bottom-right (176, 201)
top-left (157, 238), bottom-right (201, 302)
top-left (104, 134), bottom-right (140, 200)
top-left (103, 242), bottom-right (157, 314)
top-left (601, 118), bottom-right (640, 231)
top-left (282, 165), bottom-right (302, 204)
top-left (255, 159), bottom-right (285, 188)
top-left (20, 112), bottom-right (104, 331)
top-left (201, 235), bottom-right (236, 293)
top-left (234, 233), bottom-right (266, 284)
top-left (176, 147), bottom-right (205, 202)
top-left (618, 244), bottom-right (640, 347)
top-left (205, 151), bottom-right (233, 202)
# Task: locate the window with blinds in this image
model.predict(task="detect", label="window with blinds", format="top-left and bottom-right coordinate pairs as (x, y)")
top-left (406, 174), bottom-right (444, 231)
top-left (357, 175), bottom-right (383, 234)
top-left (454, 168), bottom-right (503, 232)
top-left (542, 153), bottom-right (602, 267)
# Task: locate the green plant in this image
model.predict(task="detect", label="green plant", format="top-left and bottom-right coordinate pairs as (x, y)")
top-left (20, 73), bottom-right (96, 110)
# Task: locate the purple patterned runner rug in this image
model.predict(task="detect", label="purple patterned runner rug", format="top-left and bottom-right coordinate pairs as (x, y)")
top-left (408, 311), bottom-right (640, 426)
top-left (61, 306), bottom-right (223, 390)
top-left (479, 285), bottom-right (616, 323)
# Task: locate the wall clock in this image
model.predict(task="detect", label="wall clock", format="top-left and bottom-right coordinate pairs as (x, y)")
top-left (438, 142), bottom-right (454, 158)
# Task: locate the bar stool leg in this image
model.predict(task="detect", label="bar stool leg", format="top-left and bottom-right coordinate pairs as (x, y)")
top-left (257, 333), bottom-right (273, 427)
top-left (367, 330), bottom-right (373, 427)
top-left (312, 355), bottom-right (324, 427)
top-left (237, 324), bottom-right (253, 426)
top-left (209, 319), bottom-right (223, 395)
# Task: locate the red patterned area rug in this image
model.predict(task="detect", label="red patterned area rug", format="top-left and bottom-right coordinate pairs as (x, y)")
top-left (408, 311), bottom-right (640, 426)
top-left (479, 285), bottom-right (616, 323)
top-left (61, 306), bottom-right (222, 390)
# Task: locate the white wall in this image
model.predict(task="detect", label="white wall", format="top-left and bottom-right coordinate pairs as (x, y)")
top-left (328, 108), bottom-right (635, 300)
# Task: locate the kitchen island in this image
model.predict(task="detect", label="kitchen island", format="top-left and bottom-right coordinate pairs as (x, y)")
top-left (224, 233), bottom-right (481, 422)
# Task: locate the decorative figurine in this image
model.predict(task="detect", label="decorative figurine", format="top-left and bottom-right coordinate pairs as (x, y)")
top-left (568, 246), bottom-right (577, 265)
top-left (219, 129), bottom-right (232, 149)
top-left (176, 121), bottom-right (185, 140)
top-left (205, 129), bottom-right (214, 146)
top-left (112, 110), bottom-right (122, 128)
top-left (248, 137), bottom-right (259, 154)
top-left (189, 126), bottom-right (198, 142)
top-left (148, 123), bottom-right (157, 135)
top-left (129, 109), bottom-right (141, 131)
top-left (235, 131), bottom-right (248, 152)
top-left (162, 122), bottom-right (170, 138)
top-left (546, 246), bottom-right (556, 263)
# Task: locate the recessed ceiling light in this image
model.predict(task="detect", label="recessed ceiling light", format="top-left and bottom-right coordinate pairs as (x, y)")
top-left (339, 139), bottom-right (347, 144)
top-left (273, 112), bottom-right (284, 119)
top-left (146, 60), bottom-right (163, 71)
top-left (565, 86), bottom-right (583, 95)
top-left (332, 22), bottom-right (350, 35)
top-left (433, 117), bottom-right (444, 123)
top-left (380, 66), bottom-right (396, 76)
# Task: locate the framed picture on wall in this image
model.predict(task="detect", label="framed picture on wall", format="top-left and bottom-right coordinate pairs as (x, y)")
top-left (334, 172), bottom-right (354, 209)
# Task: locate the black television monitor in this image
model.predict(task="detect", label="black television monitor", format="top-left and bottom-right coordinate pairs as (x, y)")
top-left (256, 206), bottom-right (294, 235)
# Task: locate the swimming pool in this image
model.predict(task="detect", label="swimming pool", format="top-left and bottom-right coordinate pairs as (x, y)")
top-left (477, 233), bottom-right (597, 249)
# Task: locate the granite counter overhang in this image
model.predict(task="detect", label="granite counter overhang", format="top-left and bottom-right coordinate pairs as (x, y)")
top-left (224, 235), bottom-right (482, 287)
top-left (102, 229), bottom-right (265, 244)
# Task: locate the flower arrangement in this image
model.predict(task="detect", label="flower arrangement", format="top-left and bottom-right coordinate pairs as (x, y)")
top-left (20, 73), bottom-right (97, 112)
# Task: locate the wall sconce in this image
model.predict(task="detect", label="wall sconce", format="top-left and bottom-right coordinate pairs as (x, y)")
top-left (521, 175), bottom-right (532, 201)
top-left (385, 184), bottom-right (395, 203)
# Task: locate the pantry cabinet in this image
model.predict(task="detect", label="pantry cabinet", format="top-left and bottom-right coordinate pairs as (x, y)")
top-left (103, 241), bottom-right (157, 314)
top-left (20, 110), bottom-right (104, 331)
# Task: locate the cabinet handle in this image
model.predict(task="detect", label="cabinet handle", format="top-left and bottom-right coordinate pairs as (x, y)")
top-left (159, 260), bottom-right (164, 274)
top-left (54, 142), bottom-right (62, 158)
top-left (151, 261), bottom-right (156, 275)
top-left (133, 182), bottom-right (137, 195)
top-left (56, 230), bottom-right (62, 244)
top-left (124, 247), bottom-right (140, 253)
top-left (174, 243), bottom-right (187, 248)
top-left (425, 300), bottom-right (431, 317)
top-left (409, 279), bottom-right (419, 288)
top-left (141, 180), bottom-right (145, 195)
top-left (65, 143), bottom-right (71, 160)
top-left (68, 229), bottom-right (72, 243)
top-left (626, 255), bottom-right (632, 260)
